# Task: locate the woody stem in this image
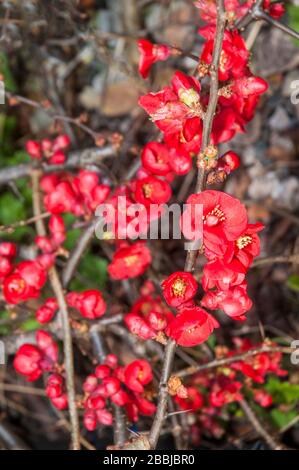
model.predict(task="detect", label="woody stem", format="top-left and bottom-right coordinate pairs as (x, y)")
top-left (148, 0), bottom-right (227, 450)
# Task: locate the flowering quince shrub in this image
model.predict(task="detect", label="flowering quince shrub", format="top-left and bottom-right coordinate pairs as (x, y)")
top-left (1, 0), bottom-right (297, 451)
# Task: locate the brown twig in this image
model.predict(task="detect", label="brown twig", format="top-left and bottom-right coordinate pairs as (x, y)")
top-left (147, 2), bottom-right (227, 450)
top-left (89, 326), bottom-right (127, 447)
top-left (252, 254), bottom-right (299, 267)
top-left (31, 170), bottom-right (81, 450)
top-left (62, 218), bottom-right (97, 288)
top-left (176, 345), bottom-right (292, 378)
top-left (0, 212), bottom-right (50, 234)
top-left (239, 399), bottom-right (282, 450)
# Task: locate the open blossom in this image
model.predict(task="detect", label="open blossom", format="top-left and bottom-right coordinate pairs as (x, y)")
top-left (166, 306), bottom-right (219, 347)
top-left (202, 258), bottom-right (246, 291)
top-left (181, 190), bottom-right (248, 256)
top-left (3, 259), bottom-right (47, 304)
top-left (162, 271), bottom-right (198, 308)
top-left (175, 386), bottom-right (204, 411)
top-left (124, 359), bottom-right (153, 393)
top-left (201, 283), bottom-right (252, 321)
top-left (108, 242), bottom-right (152, 280)
top-left (125, 288), bottom-right (174, 340)
top-left (66, 289), bottom-right (106, 320)
top-left (200, 27), bottom-right (249, 81)
top-left (13, 344), bottom-right (44, 382)
top-left (138, 39), bottom-right (170, 78)
top-left (134, 175), bottom-right (172, 206)
top-left (36, 297), bottom-right (58, 324)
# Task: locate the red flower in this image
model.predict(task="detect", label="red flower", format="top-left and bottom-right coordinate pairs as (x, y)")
top-left (46, 373), bottom-right (64, 399)
top-left (124, 313), bottom-right (156, 340)
top-left (134, 175), bottom-right (172, 206)
top-left (141, 142), bottom-right (171, 175)
top-left (175, 386), bottom-right (204, 411)
top-left (3, 260), bottom-right (47, 304)
top-left (232, 222), bottom-right (264, 268)
top-left (253, 389), bottom-right (273, 407)
top-left (166, 306), bottom-right (219, 347)
top-left (36, 330), bottom-right (59, 364)
top-left (200, 28), bottom-right (249, 80)
top-left (138, 39), bottom-right (170, 78)
top-left (108, 242), bottom-right (152, 280)
top-left (202, 258), bottom-right (246, 291)
top-left (84, 410), bottom-right (97, 431)
top-left (162, 271), bottom-right (198, 308)
top-left (67, 290), bottom-right (106, 320)
top-left (36, 297), bottom-right (58, 324)
top-left (182, 190), bottom-right (248, 256)
top-left (209, 375), bottom-right (243, 407)
top-left (13, 344), bottom-right (43, 382)
top-left (26, 135), bottom-right (70, 164)
top-left (44, 181), bottom-right (77, 214)
top-left (139, 71), bottom-right (202, 140)
top-left (124, 359), bottom-right (153, 393)
top-left (201, 283), bottom-right (252, 321)
top-left (0, 256), bottom-right (13, 279)
top-left (0, 242), bottom-right (17, 258)
top-left (217, 150), bottom-right (240, 174)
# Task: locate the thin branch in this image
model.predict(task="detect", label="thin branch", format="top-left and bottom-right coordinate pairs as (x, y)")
top-left (239, 399), bottom-right (282, 450)
top-left (176, 345), bottom-right (292, 378)
top-left (0, 212), bottom-right (50, 234)
top-left (0, 422), bottom-right (30, 450)
top-left (62, 218), bottom-right (97, 288)
top-left (31, 170), bottom-right (81, 450)
top-left (252, 253), bottom-right (299, 267)
top-left (251, 7), bottom-right (299, 41)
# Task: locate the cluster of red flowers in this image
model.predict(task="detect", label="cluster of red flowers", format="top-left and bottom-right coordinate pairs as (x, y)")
top-left (2, 256), bottom-right (52, 305)
top-left (0, 242), bottom-right (17, 280)
top-left (175, 338), bottom-right (287, 442)
top-left (26, 135), bottom-right (71, 165)
top-left (82, 356), bottom-right (156, 431)
top-left (124, 280), bottom-right (174, 341)
top-left (41, 169), bottom-right (110, 216)
top-left (14, 331), bottom-right (68, 409)
top-left (183, 190), bottom-right (264, 322)
top-left (35, 215), bottom-right (66, 254)
top-left (195, 0), bottom-right (285, 24)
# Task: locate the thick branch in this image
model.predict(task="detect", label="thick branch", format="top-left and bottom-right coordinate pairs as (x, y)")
top-left (0, 146), bottom-right (115, 186)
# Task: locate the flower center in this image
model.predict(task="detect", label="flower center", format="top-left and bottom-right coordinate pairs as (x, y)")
top-left (142, 183), bottom-right (153, 199)
top-left (125, 255), bottom-right (138, 266)
top-left (204, 204), bottom-right (225, 227)
top-left (10, 278), bottom-right (26, 294)
top-left (178, 88), bottom-right (199, 108)
top-left (171, 278), bottom-right (187, 297)
top-left (236, 235), bottom-right (252, 249)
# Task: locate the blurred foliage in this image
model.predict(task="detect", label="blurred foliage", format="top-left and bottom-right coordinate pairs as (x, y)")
top-left (287, 4), bottom-right (299, 47)
top-left (69, 250), bottom-right (108, 292)
top-left (287, 274), bottom-right (299, 292)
